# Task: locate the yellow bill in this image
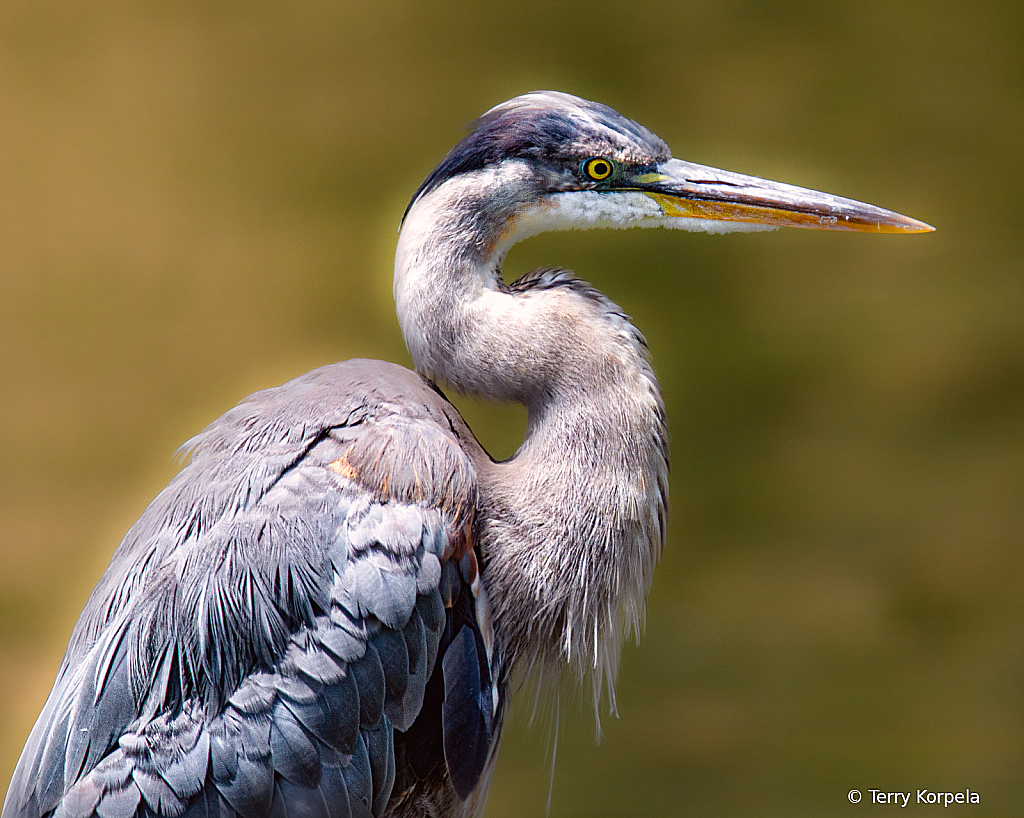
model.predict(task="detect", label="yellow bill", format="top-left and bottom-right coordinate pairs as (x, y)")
top-left (632, 158), bottom-right (934, 233)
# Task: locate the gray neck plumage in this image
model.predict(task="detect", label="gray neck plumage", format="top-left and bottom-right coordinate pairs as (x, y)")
top-left (395, 174), bottom-right (669, 715)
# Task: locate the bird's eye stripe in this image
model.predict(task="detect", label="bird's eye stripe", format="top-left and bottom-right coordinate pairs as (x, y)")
top-left (583, 158), bottom-right (613, 181)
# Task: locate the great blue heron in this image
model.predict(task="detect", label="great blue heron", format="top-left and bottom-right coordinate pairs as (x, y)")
top-left (3, 92), bottom-right (932, 818)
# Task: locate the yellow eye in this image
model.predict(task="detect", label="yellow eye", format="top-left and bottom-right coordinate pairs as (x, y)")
top-left (582, 157), bottom-right (613, 181)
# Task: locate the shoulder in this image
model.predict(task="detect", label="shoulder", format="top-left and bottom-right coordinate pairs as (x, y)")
top-left (184, 359), bottom-right (478, 523)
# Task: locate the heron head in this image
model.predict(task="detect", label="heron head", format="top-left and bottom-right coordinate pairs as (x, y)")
top-left (403, 91), bottom-right (933, 255)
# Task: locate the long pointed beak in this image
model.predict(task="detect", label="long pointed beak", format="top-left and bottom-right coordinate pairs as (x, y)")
top-left (632, 158), bottom-right (934, 233)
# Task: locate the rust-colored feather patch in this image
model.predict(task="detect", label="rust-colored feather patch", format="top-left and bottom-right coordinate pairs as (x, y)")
top-left (326, 418), bottom-right (477, 533)
top-left (328, 453), bottom-right (359, 481)
top-left (443, 521), bottom-right (475, 565)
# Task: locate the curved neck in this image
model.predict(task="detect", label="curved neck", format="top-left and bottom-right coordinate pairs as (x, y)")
top-left (395, 179), bottom-right (669, 713)
top-left (395, 170), bottom-right (526, 397)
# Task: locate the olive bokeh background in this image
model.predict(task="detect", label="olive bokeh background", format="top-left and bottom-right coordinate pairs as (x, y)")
top-left (1, 1), bottom-right (1021, 815)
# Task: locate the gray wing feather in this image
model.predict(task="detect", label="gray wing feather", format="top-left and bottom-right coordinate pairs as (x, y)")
top-left (267, 708), bottom-right (319, 788)
top-left (347, 649), bottom-right (385, 730)
top-left (93, 780), bottom-right (141, 818)
top-left (3, 361), bottom-right (482, 818)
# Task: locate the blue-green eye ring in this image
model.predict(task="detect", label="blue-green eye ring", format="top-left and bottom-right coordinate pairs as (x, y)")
top-left (582, 157), bottom-right (613, 181)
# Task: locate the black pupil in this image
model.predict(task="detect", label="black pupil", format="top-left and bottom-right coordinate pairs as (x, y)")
top-left (590, 160), bottom-right (609, 178)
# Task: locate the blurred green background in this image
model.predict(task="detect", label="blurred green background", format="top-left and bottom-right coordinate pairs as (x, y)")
top-left (1, 0), bottom-right (1021, 815)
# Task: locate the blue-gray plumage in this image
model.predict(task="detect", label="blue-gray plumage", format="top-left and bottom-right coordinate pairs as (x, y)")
top-left (3, 92), bottom-right (932, 818)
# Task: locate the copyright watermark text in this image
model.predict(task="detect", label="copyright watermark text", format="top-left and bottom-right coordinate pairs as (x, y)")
top-left (847, 789), bottom-right (980, 807)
